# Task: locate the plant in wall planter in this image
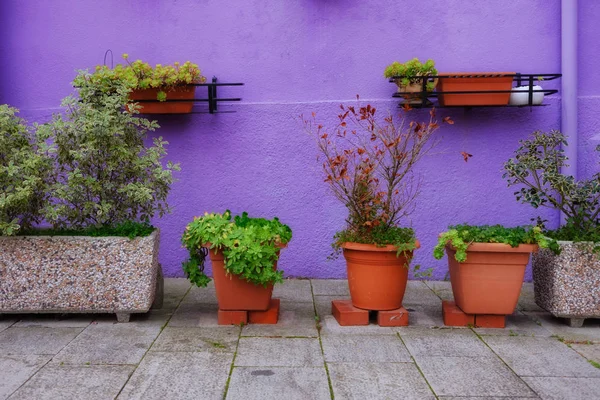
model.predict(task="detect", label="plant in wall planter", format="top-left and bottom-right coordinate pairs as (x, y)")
top-left (303, 102), bottom-right (450, 322)
top-left (434, 225), bottom-right (558, 320)
top-left (504, 130), bottom-right (600, 327)
top-left (182, 211), bottom-right (292, 324)
top-left (384, 58), bottom-right (438, 104)
top-left (74, 53), bottom-right (206, 114)
top-left (0, 79), bottom-right (179, 322)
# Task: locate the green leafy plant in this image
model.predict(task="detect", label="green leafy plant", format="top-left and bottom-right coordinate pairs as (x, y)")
top-left (37, 76), bottom-right (180, 230)
top-left (0, 105), bottom-right (53, 235)
top-left (433, 224), bottom-right (559, 262)
top-left (384, 58), bottom-right (438, 91)
top-left (503, 130), bottom-right (600, 242)
top-left (73, 54), bottom-right (206, 101)
top-left (19, 221), bottom-right (155, 240)
top-left (182, 210), bottom-right (292, 287)
top-left (303, 102), bottom-right (451, 258)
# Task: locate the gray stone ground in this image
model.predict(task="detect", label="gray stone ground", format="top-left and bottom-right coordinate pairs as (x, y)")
top-left (1, 279), bottom-right (599, 400)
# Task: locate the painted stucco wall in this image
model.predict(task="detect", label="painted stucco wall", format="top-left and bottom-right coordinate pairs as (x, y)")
top-left (0, 0), bottom-right (597, 280)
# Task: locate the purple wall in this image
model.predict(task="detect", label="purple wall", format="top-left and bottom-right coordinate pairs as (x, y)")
top-left (1, 0), bottom-right (598, 280)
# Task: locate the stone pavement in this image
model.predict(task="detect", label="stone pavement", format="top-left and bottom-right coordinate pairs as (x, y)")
top-left (1, 279), bottom-right (599, 400)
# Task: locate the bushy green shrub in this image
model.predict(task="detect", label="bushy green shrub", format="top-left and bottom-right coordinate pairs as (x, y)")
top-left (503, 130), bottom-right (600, 242)
top-left (0, 105), bottom-right (52, 235)
top-left (182, 211), bottom-right (293, 287)
top-left (384, 58), bottom-right (438, 90)
top-left (38, 77), bottom-right (180, 229)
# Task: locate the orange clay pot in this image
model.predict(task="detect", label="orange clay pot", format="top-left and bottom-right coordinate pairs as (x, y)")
top-left (342, 241), bottom-right (419, 311)
top-left (208, 247), bottom-right (283, 311)
top-left (447, 242), bottom-right (538, 315)
top-left (127, 85), bottom-right (195, 114)
top-left (437, 72), bottom-right (515, 106)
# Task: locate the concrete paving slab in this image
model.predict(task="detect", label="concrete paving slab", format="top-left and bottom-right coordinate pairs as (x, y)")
top-left (226, 367), bottom-right (330, 400)
top-left (310, 279), bottom-right (349, 296)
top-left (167, 302), bottom-right (221, 327)
top-left (522, 376), bottom-right (600, 400)
top-left (118, 352), bottom-right (232, 400)
top-left (403, 280), bottom-right (444, 306)
top-left (328, 363), bottom-right (436, 400)
top-left (0, 355), bottom-right (50, 399)
top-left (402, 304), bottom-right (445, 327)
top-left (417, 356), bottom-right (536, 397)
top-left (400, 327), bottom-right (492, 357)
top-left (483, 336), bottom-right (600, 378)
top-left (439, 397), bottom-right (538, 399)
top-left (319, 315), bottom-right (396, 335)
top-left (235, 337), bottom-right (323, 367)
top-left (52, 323), bottom-right (162, 365)
top-left (517, 282), bottom-right (545, 312)
top-left (322, 334), bottom-right (411, 362)
top-left (524, 311), bottom-right (600, 343)
top-left (570, 343), bottom-right (600, 364)
top-left (272, 279), bottom-right (313, 303)
top-left (12, 315), bottom-right (93, 328)
top-left (0, 318), bottom-right (16, 333)
top-left (314, 295), bottom-right (338, 319)
top-left (241, 301), bottom-right (318, 338)
top-left (178, 285), bottom-right (218, 306)
top-left (160, 278), bottom-right (192, 310)
top-left (150, 326), bottom-right (239, 353)
top-left (474, 311), bottom-right (552, 337)
top-left (9, 364), bottom-right (134, 400)
top-left (0, 327), bottom-right (82, 355)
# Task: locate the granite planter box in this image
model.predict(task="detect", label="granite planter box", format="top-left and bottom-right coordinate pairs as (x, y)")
top-left (0, 230), bottom-right (162, 322)
top-left (532, 242), bottom-right (600, 327)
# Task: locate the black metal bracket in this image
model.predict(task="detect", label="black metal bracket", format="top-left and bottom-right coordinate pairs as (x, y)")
top-left (134, 76), bottom-right (244, 114)
top-left (389, 73), bottom-right (561, 109)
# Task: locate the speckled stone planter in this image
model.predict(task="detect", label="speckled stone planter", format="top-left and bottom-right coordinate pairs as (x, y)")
top-left (532, 241), bottom-right (600, 327)
top-left (0, 230), bottom-right (162, 322)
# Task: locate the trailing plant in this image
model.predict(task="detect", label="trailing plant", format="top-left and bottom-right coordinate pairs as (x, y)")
top-left (73, 53), bottom-right (206, 101)
top-left (384, 58), bottom-right (438, 91)
top-left (302, 101), bottom-right (451, 254)
top-left (182, 211), bottom-right (293, 288)
top-left (503, 130), bottom-right (600, 242)
top-left (433, 224), bottom-right (559, 262)
top-left (38, 77), bottom-right (180, 229)
top-left (0, 105), bottom-right (52, 235)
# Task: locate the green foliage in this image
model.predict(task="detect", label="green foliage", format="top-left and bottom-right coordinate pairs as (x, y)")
top-left (38, 77), bottom-right (180, 229)
top-left (73, 54), bottom-right (206, 101)
top-left (0, 105), bottom-right (53, 235)
top-left (383, 58), bottom-right (438, 91)
top-left (182, 211), bottom-right (293, 288)
top-left (503, 130), bottom-right (600, 242)
top-left (333, 226), bottom-right (416, 255)
top-left (20, 221), bottom-right (155, 239)
top-left (433, 224), bottom-right (559, 262)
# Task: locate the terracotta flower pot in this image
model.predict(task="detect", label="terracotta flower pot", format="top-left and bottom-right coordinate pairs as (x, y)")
top-left (208, 247), bottom-right (282, 311)
top-left (128, 85), bottom-right (196, 114)
top-left (437, 73), bottom-right (515, 106)
top-left (446, 242), bottom-right (538, 315)
top-left (395, 77), bottom-right (438, 104)
top-left (342, 241), bottom-right (419, 311)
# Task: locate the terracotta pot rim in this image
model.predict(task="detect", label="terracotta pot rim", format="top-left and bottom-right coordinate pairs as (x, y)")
top-left (341, 240), bottom-right (420, 252)
top-left (203, 242), bottom-right (288, 250)
top-left (447, 242), bottom-right (538, 253)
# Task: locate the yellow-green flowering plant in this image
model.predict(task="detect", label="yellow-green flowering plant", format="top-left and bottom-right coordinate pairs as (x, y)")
top-left (73, 54), bottom-right (206, 101)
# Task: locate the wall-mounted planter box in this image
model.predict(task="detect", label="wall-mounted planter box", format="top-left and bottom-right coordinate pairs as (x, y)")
top-left (437, 73), bottom-right (515, 106)
top-left (0, 231), bottom-right (162, 322)
top-left (532, 242), bottom-right (600, 327)
top-left (129, 85), bottom-right (196, 114)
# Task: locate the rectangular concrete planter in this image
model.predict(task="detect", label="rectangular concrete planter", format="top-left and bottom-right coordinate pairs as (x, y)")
top-left (532, 242), bottom-right (600, 327)
top-left (0, 230), bottom-right (162, 322)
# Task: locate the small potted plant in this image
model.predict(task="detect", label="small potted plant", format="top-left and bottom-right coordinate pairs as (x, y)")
top-left (182, 211), bottom-right (292, 312)
top-left (0, 78), bottom-right (179, 322)
top-left (303, 102), bottom-right (450, 311)
top-left (384, 58), bottom-right (438, 103)
top-left (74, 53), bottom-right (206, 114)
top-left (434, 225), bottom-right (558, 316)
top-left (503, 130), bottom-right (600, 327)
